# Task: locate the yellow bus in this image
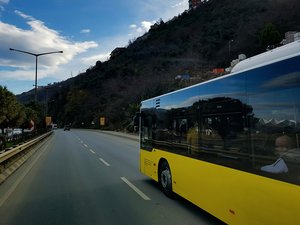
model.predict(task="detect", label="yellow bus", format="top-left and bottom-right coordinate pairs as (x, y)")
top-left (139, 41), bottom-right (300, 225)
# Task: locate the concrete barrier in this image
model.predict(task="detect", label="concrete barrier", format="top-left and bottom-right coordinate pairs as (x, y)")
top-left (0, 131), bottom-right (53, 184)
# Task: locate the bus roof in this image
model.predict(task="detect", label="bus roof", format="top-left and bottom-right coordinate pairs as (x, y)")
top-left (142, 40), bottom-right (300, 104)
top-left (231, 40), bottom-right (300, 73)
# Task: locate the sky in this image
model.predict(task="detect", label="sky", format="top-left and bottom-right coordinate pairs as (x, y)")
top-left (0, 0), bottom-right (188, 95)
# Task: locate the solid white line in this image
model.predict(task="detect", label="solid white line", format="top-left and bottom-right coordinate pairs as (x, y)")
top-left (120, 177), bottom-right (151, 201)
top-left (89, 149), bottom-right (95, 154)
top-left (99, 158), bottom-right (110, 166)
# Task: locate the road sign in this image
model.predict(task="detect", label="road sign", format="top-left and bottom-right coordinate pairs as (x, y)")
top-left (100, 117), bottom-right (105, 126)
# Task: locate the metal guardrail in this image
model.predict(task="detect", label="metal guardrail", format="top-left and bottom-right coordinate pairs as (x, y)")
top-left (0, 131), bottom-right (53, 165)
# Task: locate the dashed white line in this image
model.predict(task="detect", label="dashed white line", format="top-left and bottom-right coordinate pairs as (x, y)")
top-left (99, 158), bottom-right (110, 167)
top-left (89, 149), bottom-right (96, 154)
top-left (121, 177), bottom-right (151, 201)
top-left (83, 144), bottom-right (88, 148)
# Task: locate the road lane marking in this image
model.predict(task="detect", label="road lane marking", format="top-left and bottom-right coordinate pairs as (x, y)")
top-left (99, 158), bottom-right (110, 166)
top-left (83, 144), bottom-right (88, 148)
top-left (89, 149), bottom-right (96, 154)
top-left (120, 177), bottom-right (151, 201)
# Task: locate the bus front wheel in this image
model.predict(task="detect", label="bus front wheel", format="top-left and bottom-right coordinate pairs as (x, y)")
top-left (159, 161), bottom-right (174, 198)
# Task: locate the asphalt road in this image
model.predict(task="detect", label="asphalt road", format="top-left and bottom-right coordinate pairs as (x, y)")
top-left (0, 129), bottom-right (224, 225)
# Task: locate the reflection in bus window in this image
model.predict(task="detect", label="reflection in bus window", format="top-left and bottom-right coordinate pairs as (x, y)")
top-left (194, 97), bottom-right (250, 170)
top-left (141, 65), bottom-right (300, 185)
top-left (261, 135), bottom-right (293, 173)
top-left (248, 79), bottom-right (300, 183)
top-left (141, 112), bottom-right (153, 150)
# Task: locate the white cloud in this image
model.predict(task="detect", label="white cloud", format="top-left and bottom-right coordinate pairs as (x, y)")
top-left (129, 20), bottom-right (156, 35)
top-left (127, 1), bottom-right (188, 38)
top-left (141, 21), bottom-right (154, 31)
top-left (81, 53), bottom-right (110, 66)
top-left (0, 0), bottom-right (8, 17)
top-left (0, 11), bottom-right (98, 82)
top-left (136, 27), bottom-right (144, 33)
top-left (80, 29), bottom-right (91, 34)
top-left (0, 1), bottom-right (189, 94)
top-left (172, 0), bottom-right (186, 8)
top-left (137, 0), bottom-right (188, 22)
top-left (0, 0), bottom-right (10, 4)
top-left (14, 10), bottom-right (33, 20)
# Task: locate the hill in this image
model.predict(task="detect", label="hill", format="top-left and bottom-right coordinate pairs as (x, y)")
top-left (17, 0), bottom-right (300, 130)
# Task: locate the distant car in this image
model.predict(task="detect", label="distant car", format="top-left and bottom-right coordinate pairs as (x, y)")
top-left (13, 128), bottom-right (22, 135)
top-left (23, 129), bottom-right (33, 133)
top-left (64, 125), bottom-right (70, 131)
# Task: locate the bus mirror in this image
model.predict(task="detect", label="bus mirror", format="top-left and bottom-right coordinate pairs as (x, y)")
top-left (133, 112), bottom-right (140, 126)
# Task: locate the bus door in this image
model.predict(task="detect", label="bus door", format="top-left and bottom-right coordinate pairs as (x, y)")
top-left (140, 110), bottom-right (154, 151)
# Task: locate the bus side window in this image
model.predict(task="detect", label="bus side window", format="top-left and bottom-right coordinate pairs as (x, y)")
top-left (197, 97), bottom-right (250, 170)
top-left (141, 114), bottom-right (153, 150)
top-left (248, 85), bottom-right (300, 185)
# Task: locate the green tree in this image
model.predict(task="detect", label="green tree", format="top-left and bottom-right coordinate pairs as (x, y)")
top-left (22, 104), bottom-right (39, 129)
top-left (24, 101), bottom-right (44, 129)
top-left (260, 23), bottom-right (282, 49)
top-left (0, 86), bottom-right (24, 132)
top-left (63, 89), bottom-right (90, 126)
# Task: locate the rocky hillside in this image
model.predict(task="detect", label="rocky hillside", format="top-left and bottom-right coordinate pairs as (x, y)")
top-left (18, 0), bottom-right (300, 130)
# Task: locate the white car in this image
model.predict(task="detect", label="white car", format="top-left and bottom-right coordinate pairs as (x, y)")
top-left (13, 128), bottom-right (22, 135)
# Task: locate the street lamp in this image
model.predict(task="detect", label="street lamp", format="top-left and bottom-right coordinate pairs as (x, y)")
top-left (9, 48), bottom-right (63, 102)
top-left (228, 39), bottom-right (234, 64)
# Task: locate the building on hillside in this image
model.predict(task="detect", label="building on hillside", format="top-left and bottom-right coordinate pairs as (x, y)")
top-left (189, 0), bottom-right (201, 10)
top-left (189, 0), bottom-right (208, 10)
top-left (212, 68), bottom-right (225, 74)
top-left (175, 74), bottom-right (190, 81)
top-left (281, 31), bottom-right (300, 45)
top-left (225, 54), bottom-right (247, 73)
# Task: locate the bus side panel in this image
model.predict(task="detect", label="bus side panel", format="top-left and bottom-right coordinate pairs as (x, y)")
top-left (140, 148), bottom-right (159, 182)
top-left (141, 148), bottom-right (300, 225)
top-left (171, 152), bottom-right (300, 225)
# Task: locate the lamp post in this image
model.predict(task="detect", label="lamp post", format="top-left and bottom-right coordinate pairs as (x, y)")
top-left (9, 48), bottom-right (63, 102)
top-left (228, 39), bottom-right (234, 65)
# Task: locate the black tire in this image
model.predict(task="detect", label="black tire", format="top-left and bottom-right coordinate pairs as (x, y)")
top-left (159, 160), bottom-right (174, 198)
